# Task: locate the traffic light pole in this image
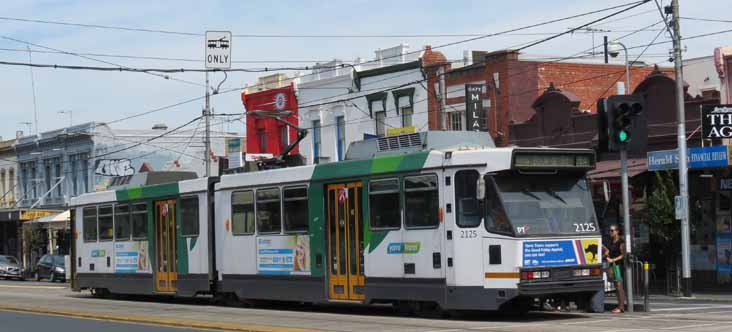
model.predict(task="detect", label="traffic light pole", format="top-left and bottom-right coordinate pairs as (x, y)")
top-left (671, 0), bottom-right (692, 297)
top-left (620, 148), bottom-right (633, 312)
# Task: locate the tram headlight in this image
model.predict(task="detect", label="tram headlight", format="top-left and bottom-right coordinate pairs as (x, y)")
top-left (521, 270), bottom-right (551, 280)
top-left (573, 268), bottom-right (592, 277)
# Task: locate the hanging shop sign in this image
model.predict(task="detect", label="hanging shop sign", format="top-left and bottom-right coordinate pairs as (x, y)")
top-left (465, 84), bottom-right (488, 132)
top-left (647, 145), bottom-right (730, 171)
top-left (702, 104), bottom-right (732, 138)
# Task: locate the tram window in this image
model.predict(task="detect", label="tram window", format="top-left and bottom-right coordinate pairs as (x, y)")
top-left (114, 204), bottom-right (131, 241)
top-left (257, 188), bottom-right (282, 233)
top-left (83, 206), bottom-right (98, 242)
top-left (131, 203), bottom-right (148, 239)
top-left (284, 186), bottom-right (309, 233)
top-left (98, 205), bottom-right (114, 241)
top-left (455, 170), bottom-right (481, 228)
top-left (232, 190), bottom-right (255, 235)
top-left (369, 178), bottom-right (401, 229)
top-left (484, 177), bottom-right (513, 234)
top-left (404, 175), bottom-right (439, 228)
top-left (180, 196), bottom-right (199, 237)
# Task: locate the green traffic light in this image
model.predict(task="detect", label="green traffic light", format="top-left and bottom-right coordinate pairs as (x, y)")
top-left (618, 130), bottom-right (629, 142)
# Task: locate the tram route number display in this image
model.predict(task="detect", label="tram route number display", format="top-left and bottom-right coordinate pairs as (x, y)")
top-left (256, 235), bottom-right (310, 275)
top-left (522, 239), bottom-right (600, 267)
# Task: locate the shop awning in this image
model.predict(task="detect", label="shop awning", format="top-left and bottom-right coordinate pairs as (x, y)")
top-left (587, 158), bottom-right (648, 180)
top-left (29, 210), bottom-right (70, 224)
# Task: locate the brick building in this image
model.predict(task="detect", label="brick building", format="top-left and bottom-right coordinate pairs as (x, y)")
top-left (424, 50), bottom-right (668, 146)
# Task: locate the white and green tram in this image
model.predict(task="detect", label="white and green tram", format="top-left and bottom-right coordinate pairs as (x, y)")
top-left (72, 132), bottom-right (603, 312)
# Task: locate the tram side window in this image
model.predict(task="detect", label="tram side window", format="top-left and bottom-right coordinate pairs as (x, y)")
top-left (369, 178), bottom-right (401, 229)
top-left (114, 204), bottom-right (131, 241)
top-left (98, 205), bottom-right (114, 241)
top-left (484, 177), bottom-right (513, 234)
top-left (455, 170), bottom-right (481, 228)
top-left (180, 196), bottom-right (199, 237)
top-left (131, 203), bottom-right (148, 239)
top-left (83, 206), bottom-right (98, 242)
top-left (404, 175), bottom-right (439, 228)
top-left (284, 186), bottom-right (309, 233)
top-left (257, 188), bottom-right (282, 233)
top-left (232, 190), bottom-right (255, 235)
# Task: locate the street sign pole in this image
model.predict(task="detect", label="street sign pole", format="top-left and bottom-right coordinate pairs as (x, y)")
top-left (204, 31), bottom-right (232, 178)
top-left (671, 0), bottom-right (692, 297)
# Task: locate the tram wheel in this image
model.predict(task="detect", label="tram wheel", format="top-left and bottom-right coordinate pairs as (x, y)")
top-left (91, 288), bottom-right (111, 299)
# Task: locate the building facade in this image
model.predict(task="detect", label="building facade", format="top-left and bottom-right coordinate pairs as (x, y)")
top-left (242, 82), bottom-right (299, 157)
top-left (297, 44), bottom-right (445, 164)
top-left (0, 138), bottom-right (19, 258)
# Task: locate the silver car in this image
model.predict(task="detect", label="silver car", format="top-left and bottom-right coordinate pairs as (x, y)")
top-left (0, 255), bottom-right (24, 281)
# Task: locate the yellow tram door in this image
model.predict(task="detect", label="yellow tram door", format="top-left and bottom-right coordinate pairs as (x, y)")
top-left (154, 200), bottom-right (177, 293)
top-left (326, 183), bottom-right (365, 301)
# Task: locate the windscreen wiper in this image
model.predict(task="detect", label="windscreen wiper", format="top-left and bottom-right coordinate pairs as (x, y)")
top-left (521, 188), bottom-right (541, 200)
top-left (545, 189), bottom-right (567, 205)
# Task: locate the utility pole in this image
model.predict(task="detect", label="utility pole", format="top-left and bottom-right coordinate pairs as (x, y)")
top-left (204, 72), bottom-right (211, 178)
top-left (671, 0), bottom-right (692, 297)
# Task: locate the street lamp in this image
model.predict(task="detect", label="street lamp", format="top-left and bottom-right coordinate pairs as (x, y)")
top-left (607, 41), bottom-right (630, 95)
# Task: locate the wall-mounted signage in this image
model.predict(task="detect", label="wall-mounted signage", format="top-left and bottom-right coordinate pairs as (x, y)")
top-left (465, 84), bottom-right (487, 132)
top-left (647, 145), bottom-right (730, 171)
top-left (702, 104), bottom-right (732, 138)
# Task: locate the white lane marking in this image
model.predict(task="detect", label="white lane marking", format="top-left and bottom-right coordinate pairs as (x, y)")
top-left (470, 323), bottom-right (548, 330)
top-left (562, 318), bottom-right (617, 325)
top-left (660, 323), bottom-right (718, 330)
top-left (424, 329), bottom-right (465, 332)
top-left (651, 305), bottom-right (732, 312)
top-left (598, 329), bottom-right (646, 332)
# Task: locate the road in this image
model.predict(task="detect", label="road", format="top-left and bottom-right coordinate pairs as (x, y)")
top-left (1, 279), bottom-right (731, 332)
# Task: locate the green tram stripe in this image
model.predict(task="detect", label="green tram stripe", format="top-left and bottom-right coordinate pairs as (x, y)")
top-left (115, 182), bottom-right (179, 201)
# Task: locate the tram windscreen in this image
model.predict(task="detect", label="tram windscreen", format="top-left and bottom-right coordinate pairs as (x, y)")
top-left (493, 174), bottom-right (598, 236)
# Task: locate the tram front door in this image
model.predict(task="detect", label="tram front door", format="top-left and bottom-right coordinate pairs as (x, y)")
top-left (154, 200), bottom-right (177, 293)
top-left (326, 182), bottom-right (365, 301)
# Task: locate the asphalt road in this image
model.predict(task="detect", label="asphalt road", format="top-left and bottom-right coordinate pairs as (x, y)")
top-left (1, 279), bottom-right (732, 331)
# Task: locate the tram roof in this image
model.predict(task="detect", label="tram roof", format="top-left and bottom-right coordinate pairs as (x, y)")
top-left (70, 177), bottom-right (208, 206)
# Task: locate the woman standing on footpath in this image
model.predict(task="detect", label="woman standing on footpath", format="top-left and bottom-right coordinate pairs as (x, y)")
top-left (603, 224), bottom-right (626, 313)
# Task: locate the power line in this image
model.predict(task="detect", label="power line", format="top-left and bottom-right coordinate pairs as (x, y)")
top-left (0, 35), bottom-right (204, 87)
top-left (680, 17), bottom-right (732, 24)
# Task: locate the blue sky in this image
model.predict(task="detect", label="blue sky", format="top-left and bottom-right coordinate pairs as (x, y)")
top-left (0, 0), bottom-right (728, 139)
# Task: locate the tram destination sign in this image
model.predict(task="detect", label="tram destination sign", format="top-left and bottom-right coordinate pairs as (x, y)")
top-left (205, 31), bottom-right (231, 69)
top-left (513, 151), bottom-right (595, 170)
top-left (702, 104), bottom-right (732, 138)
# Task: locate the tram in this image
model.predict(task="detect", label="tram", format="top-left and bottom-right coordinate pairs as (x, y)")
top-left (70, 131), bottom-right (603, 313)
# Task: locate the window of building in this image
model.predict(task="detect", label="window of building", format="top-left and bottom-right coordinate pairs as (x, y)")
top-left (284, 186), bottom-right (308, 233)
top-left (180, 196), bottom-right (199, 237)
top-left (8, 169), bottom-right (14, 202)
top-left (44, 160), bottom-right (52, 197)
top-left (256, 188), bottom-right (281, 233)
top-left (449, 111), bottom-right (463, 131)
top-left (114, 204), bottom-right (131, 240)
top-left (336, 116), bottom-right (345, 161)
top-left (369, 178), bottom-right (401, 229)
top-left (232, 190), bottom-right (255, 235)
top-left (375, 111), bottom-right (386, 137)
top-left (404, 175), bottom-right (439, 228)
top-left (401, 106), bottom-right (413, 128)
top-left (455, 170), bottom-right (481, 228)
top-left (0, 170), bottom-right (5, 203)
top-left (54, 160), bottom-right (62, 197)
top-left (131, 203), bottom-right (148, 239)
top-left (83, 206), bottom-right (97, 242)
top-left (312, 120), bottom-right (321, 164)
top-left (98, 205), bottom-right (114, 241)
top-left (280, 126), bottom-right (289, 152)
top-left (257, 129), bottom-right (267, 152)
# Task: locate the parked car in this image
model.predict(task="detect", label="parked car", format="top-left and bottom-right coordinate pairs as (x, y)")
top-left (0, 255), bottom-right (23, 281)
top-left (35, 255), bottom-right (65, 282)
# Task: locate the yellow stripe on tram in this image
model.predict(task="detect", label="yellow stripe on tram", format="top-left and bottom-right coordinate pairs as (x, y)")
top-left (485, 272), bottom-right (520, 279)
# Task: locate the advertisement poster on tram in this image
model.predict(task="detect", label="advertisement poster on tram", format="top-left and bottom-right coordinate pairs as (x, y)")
top-left (114, 242), bottom-right (150, 273)
top-left (256, 235), bottom-right (310, 275)
top-left (522, 239), bottom-right (599, 267)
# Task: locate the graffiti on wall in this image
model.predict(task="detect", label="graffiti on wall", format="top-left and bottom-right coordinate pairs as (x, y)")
top-left (94, 159), bottom-right (134, 177)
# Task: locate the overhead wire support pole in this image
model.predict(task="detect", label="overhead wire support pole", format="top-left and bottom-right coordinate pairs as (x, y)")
top-left (204, 71), bottom-right (211, 178)
top-left (671, 0), bottom-right (692, 298)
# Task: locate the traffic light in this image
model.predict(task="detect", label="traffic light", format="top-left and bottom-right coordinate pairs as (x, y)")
top-left (604, 94), bottom-right (647, 152)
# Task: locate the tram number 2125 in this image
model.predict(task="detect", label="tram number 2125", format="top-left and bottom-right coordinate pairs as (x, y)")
top-left (574, 223), bottom-right (596, 233)
top-left (460, 230), bottom-right (478, 238)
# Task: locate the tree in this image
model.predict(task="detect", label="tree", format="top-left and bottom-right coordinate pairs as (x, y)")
top-left (647, 171), bottom-right (679, 247)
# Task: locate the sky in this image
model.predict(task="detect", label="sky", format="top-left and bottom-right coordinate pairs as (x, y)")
top-left (0, 0), bottom-right (729, 140)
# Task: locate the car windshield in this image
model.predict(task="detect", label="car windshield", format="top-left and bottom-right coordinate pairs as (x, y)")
top-left (0, 256), bottom-right (18, 265)
top-left (52, 256), bottom-right (65, 266)
top-left (494, 174), bottom-right (598, 237)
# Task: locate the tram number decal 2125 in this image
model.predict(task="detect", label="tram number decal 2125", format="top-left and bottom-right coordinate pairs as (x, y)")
top-left (460, 230), bottom-right (478, 238)
top-left (574, 223), bottom-right (596, 233)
